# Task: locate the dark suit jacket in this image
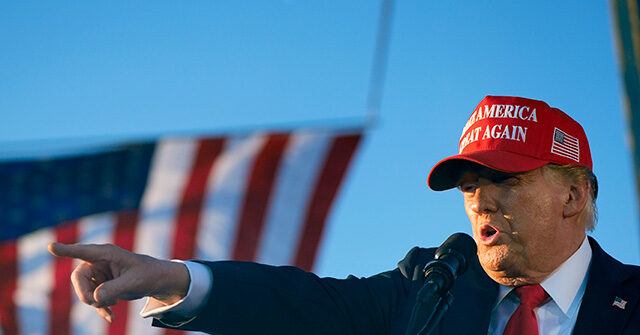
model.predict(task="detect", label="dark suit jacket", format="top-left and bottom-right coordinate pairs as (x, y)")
top-left (154, 237), bottom-right (640, 334)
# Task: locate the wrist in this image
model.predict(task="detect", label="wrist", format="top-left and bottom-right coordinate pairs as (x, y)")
top-left (150, 259), bottom-right (190, 305)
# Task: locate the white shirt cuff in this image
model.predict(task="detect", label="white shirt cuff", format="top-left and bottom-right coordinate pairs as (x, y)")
top-left (139, 260), bottom-right (213, 319)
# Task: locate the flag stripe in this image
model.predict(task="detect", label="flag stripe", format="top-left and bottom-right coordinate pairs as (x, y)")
top-left (195, 135), bottom-right (267, 261)
top-left (0, 241), bottom-right (18, 335)
top-left (555, 139), bottom-right (579, 148)
top-left (50, 221), bottom-right (79, 335)
top-left (551, 145), bottom-right (580, 161)
top-left (232, 134), bottom-right (290, 261)
top-left (557, 139), bottom-right (579, 147)
top-left (552, 143), bottom-right (579, 154)
top-left (133, 139), bottom-right (199, 259)
top-left (72, 214), bottom-right (116, 335)
top-left (127, 139), bottom-right (198, 335)
top-left (294, 134), bottom-right (362, 270)
top-left (562, 137), bottom-right (579, 144)
top-left (17, 228), bottom-right (55, 335)
top-left (257, 131), bottom-right (332, 265)
top-left (166, 138), bottom-right (225, 335)
top-left (172, 138), bottom-right (225, 261)
top-left (134, 139), bottom-right (198, 259)
top-left (552, 145), bottom-right (579, 157)
top-left (559, 132), bottom-right (578, 141)
top-left (108, 211), bottom-right (140, 335)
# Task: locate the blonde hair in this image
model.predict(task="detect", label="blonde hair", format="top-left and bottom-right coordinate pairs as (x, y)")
top-left (542, 164), bottom-right (598, 231)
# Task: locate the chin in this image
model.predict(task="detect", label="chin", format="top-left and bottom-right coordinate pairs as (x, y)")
top-left (478, 244), bottom-right (518, 273)
top-left (478, 245), bottom-right (531, 285)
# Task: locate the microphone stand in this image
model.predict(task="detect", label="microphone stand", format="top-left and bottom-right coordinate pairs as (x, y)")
top-left (417, 291), bottom-right (454, 335)
top-left (404, 279), bottom-right (455, 335)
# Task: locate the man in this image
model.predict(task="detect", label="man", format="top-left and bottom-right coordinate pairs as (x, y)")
top-left (49, 96), bottom-right (640, 334)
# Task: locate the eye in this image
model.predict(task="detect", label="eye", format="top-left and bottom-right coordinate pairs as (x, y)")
top-left (458, 182), bottom-right (477, 193)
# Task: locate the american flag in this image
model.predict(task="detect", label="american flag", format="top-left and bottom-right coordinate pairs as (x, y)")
top-left (0, 129), bottom-right (362, 335)
top-left (612, 296), bottom-right (628, 310)
top-left (551, 128), bottom-right (580, 162)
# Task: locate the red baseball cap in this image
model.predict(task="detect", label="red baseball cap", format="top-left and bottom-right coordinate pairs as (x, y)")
top-left (427, 96), bottom-right (593, 191)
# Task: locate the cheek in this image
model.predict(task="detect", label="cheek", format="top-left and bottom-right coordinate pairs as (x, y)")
top-left (525, 194), bottom-right (560, 222)
top-left (463, 201), bottom-right (480, 235)
top-left (509, 194), bottom-right (563, 247)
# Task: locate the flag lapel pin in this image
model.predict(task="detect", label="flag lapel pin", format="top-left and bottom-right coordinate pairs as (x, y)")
top-left (612, 296), bottom-right (628, 310)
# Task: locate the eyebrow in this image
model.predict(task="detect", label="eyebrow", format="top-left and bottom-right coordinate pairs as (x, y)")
top-left (456, 169), bottom-right (521, 187)
top-left (485, 170), bottom-right (520, 181)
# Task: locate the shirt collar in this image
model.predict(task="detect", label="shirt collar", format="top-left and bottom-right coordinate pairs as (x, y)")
top-left (495, 236), bottom-right (592, 315)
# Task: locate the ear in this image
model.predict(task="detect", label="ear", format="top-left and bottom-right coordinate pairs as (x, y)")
top-left (563, 181), bottom-right (589, 218)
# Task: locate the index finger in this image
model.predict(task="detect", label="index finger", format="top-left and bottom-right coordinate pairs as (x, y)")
top-left (48, 242), bottom-right (111, 262)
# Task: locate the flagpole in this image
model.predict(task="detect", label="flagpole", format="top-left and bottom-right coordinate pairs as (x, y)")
top-left (611, 0), bottom-right (640, 260)
top-left (365, 0), bottom-right (396, 127)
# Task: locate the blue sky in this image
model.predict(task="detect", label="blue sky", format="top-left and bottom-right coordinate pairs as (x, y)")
top-left (1, 1), bottom-right (637, 278)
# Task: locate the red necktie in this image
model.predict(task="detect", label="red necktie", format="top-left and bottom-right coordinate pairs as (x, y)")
top-left (502, 284), bottom-right (549, 335)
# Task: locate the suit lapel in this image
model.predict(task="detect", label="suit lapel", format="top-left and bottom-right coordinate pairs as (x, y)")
top-left (571, 238), bottom-right (639, 335)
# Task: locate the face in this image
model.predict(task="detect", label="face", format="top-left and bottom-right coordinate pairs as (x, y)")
top-left (458, 166), bottom-right (583, 286)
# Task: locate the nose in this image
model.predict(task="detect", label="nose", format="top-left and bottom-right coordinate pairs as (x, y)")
top-left (467, 182), bottom-right (499, 214)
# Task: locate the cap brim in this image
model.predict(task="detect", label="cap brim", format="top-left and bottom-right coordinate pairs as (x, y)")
top-left (427, 150), bottom-right (550, 191)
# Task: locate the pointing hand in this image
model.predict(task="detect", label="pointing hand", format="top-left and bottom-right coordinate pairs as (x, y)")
top-left (48, 243), bottom-right (189, 323)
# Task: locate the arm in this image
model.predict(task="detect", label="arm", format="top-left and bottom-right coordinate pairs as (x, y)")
top-left (154, 247), bottom-right (437, 335)
top-left (49, 242), bottom-right (434, 334)
top-left (153, 260), bottom-right (412, 335)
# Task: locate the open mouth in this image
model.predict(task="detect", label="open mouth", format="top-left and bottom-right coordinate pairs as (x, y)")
top-left (479, 224), bottom-right (500, 244)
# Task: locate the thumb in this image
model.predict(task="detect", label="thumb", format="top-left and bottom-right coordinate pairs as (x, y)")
top-left (94, 282), bottom-right (118, 307)
top-left (93, 272), bottom-right (143, 307)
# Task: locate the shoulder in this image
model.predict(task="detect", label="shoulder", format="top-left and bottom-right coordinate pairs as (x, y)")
top-left (589, 237), bottom-right (640, 281)
top-left (396, 246), bottom-right (437, 281)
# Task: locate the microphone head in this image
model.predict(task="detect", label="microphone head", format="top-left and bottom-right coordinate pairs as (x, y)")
top-left (435, 232), bottom-right (477, 275)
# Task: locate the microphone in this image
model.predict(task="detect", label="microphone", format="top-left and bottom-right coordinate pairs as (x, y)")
top-left (422, 232), bottom-right (477, 296)
top-left (405, 233), bottom-right (477, 335)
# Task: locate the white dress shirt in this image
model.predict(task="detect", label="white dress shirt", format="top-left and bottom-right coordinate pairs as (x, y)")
top-left (488, 236), bottom-right (592, 335)
top-left (142, 236), bottom-right (593, 335)
top-left (140, 260), bottom-right (213, 319)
